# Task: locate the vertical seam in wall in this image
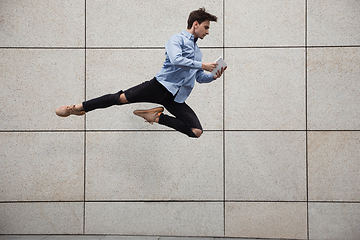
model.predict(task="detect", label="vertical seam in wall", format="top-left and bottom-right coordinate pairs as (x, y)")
top-left (222, 0), bottom-right (226, 236)
top-left (83, 0), bottom-right (87, 235)
top-left (305, 0), bottom-right (309, 239)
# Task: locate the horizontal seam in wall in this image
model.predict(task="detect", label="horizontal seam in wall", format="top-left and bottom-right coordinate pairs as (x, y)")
top-left (1, 130), bottom-right (359, 133)
top-left (1, 45), bottom-right (359, 50)
top-left (1, 200), bottom-right (359, 204)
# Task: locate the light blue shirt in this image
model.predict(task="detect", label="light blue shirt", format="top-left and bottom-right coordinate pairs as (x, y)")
top-left (155, 30), bottom-right (215, 103)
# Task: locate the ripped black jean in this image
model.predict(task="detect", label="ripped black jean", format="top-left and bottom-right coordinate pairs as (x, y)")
top-left (82, 78), bottom-right (202, 138)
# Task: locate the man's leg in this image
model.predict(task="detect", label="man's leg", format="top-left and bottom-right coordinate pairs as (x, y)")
top-left (56, 77), bottom-right (166, 117)
top-left (158, 101), bottom-right (203, 138)
top-left (128, 80), bottom-right (203, 138)
top-left (82, 90), bottom-right (126, 112)
top-left (55, 90), bottom-right (127, 117)
top-left (133, 105), bottom-right (202, 138)
top-left (56, 77), bottom-right (202, 138)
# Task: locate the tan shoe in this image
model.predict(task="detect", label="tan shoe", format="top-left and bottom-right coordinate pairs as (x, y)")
top-left (55, 105), bottom-right (85, 117)
top-left (133, 107), bottom-right (164, 124)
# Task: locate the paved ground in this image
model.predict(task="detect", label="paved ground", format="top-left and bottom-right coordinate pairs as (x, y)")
top-left (0, 235), bottom-right (289, 240)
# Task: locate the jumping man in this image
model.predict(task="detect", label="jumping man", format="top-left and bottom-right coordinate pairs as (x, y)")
top-left (56, 8), bottom-right (227, 138)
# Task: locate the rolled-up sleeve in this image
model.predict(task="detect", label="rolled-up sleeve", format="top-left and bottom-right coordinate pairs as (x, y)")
top-left (196, 69), bottom-right (215, 83)
top-left (165, 35), bottom-right (202, 69)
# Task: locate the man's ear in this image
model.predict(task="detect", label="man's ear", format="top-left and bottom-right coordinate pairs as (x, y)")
top-left (193, 21), bottom-right (199, 29)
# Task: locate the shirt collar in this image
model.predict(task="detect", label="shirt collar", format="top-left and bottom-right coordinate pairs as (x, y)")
top-left (181, 30), bottom-right (198, 43)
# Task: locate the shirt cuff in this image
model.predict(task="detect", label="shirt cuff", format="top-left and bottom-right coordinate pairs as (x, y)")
top-left (194, 61), bottom-right (202, 69)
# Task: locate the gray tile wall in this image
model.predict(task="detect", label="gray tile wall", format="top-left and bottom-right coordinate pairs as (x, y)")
top-left (1, 1), bottom-right (359, 239)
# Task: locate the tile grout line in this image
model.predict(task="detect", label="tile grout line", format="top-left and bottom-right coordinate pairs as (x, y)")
top-left (305, 0), bottom-right (309, 239)
top-left (222, 0), bottom-right (226, 236)
top-left (2, 45), bottom-right (360, 50)
top-left (1, 200), bottom-right (359, 204)
top-left (83, 0), bottom-right (87, 235)
top-left (1, 129), bottom-right (359, 133)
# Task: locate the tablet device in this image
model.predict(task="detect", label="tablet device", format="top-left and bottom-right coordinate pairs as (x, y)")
top-left (211, 57), bottom-right (227, 77)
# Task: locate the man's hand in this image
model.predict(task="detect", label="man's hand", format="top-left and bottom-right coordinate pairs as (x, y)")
top-left (213, 66), bottom-right (227, 79)
top-left (202, 62), bottom-right (218, 72)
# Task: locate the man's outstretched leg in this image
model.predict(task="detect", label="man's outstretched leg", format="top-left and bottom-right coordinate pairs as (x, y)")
top-left (55, 91), bottom-right (128, 117)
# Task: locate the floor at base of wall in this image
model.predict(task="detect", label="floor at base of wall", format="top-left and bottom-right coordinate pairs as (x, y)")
top-left (0, 235), bottom-right (296, 240)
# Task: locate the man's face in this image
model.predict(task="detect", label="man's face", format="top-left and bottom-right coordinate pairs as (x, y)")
top-left (194, 20), bottom-right (210, 39)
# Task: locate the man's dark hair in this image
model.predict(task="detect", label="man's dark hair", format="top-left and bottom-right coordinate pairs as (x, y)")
top-left (187, 7), bottom-right (217, 29)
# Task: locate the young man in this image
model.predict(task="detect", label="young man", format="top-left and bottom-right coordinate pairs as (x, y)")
top-left (56, 8), bottom-right (226, 138)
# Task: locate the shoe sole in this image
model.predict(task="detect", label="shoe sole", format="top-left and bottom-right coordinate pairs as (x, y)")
top-left (133, 107), bottom-right (164, 116)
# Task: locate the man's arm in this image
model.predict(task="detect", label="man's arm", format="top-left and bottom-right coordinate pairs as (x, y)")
top-left (166, 35), bottom-right (203, 69)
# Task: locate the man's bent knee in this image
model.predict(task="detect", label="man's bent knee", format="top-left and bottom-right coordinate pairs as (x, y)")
top-left (192, 128), bottom-right (203, 138)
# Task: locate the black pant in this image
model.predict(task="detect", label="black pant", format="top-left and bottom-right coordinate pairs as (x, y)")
top-left (82, 78), bottom-right (202, 138)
